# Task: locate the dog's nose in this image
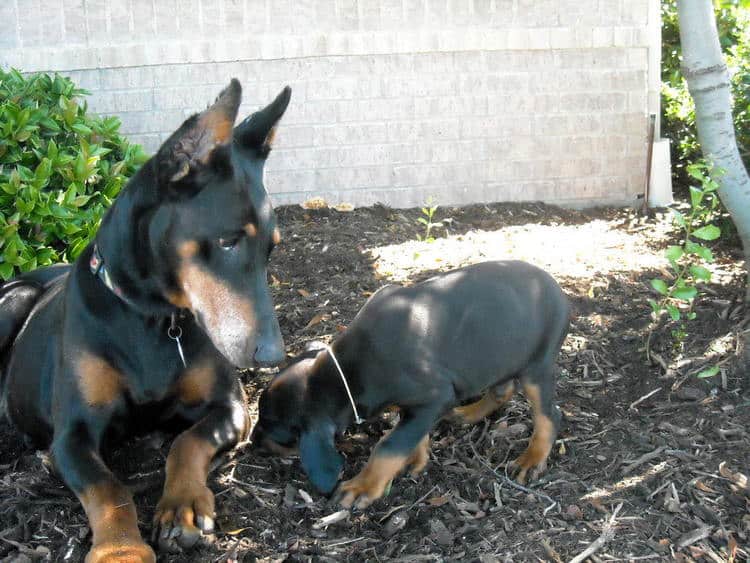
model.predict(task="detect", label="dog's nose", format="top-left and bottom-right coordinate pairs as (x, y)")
top-left (254, 340), bottom-right (284, 367)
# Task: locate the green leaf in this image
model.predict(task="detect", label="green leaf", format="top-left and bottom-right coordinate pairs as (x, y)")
top-left (696, 366), bottom-right (719, 379)
top-left (71, 122), bottom-right (92, 136)
top-left (0, 262), bottom-right (14, 280)
top-left (651, 279), bottom-right (669, 295)
top-left (648, 298), bottom-right (662, 314)
top-left (689, 185), bottom-right (703, 208)
top-left (671, 209), bottom-right (686, 228)
top-left (666, 303), bottom-right (681, 321)
top-left (692, 225), bottom-right (721, 241)
top-left (672, 286), bottom-right (698, 301)
top-left (685, 241), bottom-right (714, 262)
top-left (665, 245), bottom-right (683, 263)
top-left (689, 265), bottom-right (712, 281)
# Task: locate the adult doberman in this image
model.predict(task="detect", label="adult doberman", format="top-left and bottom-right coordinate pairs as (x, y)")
top-left (0, 79), bottom-right (289, 561)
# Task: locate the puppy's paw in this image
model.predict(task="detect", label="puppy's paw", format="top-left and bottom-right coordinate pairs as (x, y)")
top-left (337, 473), bottom-right (389, 510)
top-left (152, 482), bottom-right (215, 553)
top-left (508, 453), bottom-right (548, 485)
top-left (85, 540), bottom-right (156, 563)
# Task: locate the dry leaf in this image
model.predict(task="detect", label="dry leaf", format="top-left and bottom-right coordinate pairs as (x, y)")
top-left (301, 197), bottom-right (328, 210)
top-left (333, 203), bottom-right (354, 212)
top-left (427, 495), bottom-right (450, 507)
top-left (719, 461), bottom-right (748, 493)
top-left (694, 480), bottom-right (718, 494)
top-left (297, 288), bottom-right (311, 298)
top-left (304, 312), bottom-right (328, 329)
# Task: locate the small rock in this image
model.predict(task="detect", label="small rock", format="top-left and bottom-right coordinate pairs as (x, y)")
top-left (563, 504), bottom-right (583, 520)
top-left (506, 423), bottom-right (528, 437)
top-left (382, 511), bottom-right (409, 538)
top-left (675, 387), bottom-right (705, 401)
top-left (429, 518), bottom-right (454, 547)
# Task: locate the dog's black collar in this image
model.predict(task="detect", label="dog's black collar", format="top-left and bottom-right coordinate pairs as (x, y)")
top-left (89, 244), bottom-right (137, 307)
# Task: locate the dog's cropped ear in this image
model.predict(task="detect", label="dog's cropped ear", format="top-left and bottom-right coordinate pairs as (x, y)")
top-left (155, 79), bottom-right (242, 193)
top-left (234, 86), bottom-right (291, 158)
top-left (299, 419), bottom-right (343, 494)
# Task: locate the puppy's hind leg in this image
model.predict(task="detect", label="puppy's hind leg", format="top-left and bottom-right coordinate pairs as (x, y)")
top-left (450, 380), bottom-right (515, 425)
top-left (509, 365), bottom-right (560, 485)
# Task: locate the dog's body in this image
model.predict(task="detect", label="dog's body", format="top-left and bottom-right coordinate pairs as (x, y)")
top-left (0, 80), bottom-right (289, 562)
top-left (255, 261), bottom-right (570, 509)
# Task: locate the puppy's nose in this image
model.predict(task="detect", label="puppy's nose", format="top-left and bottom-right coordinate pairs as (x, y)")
top-left (254, 340), bottom-right (284, 366)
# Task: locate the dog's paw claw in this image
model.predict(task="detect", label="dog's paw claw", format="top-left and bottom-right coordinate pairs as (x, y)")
top-left (509, 456), bottom-right (547, 485)
top-left (153, 483), bottom-right (215, 553)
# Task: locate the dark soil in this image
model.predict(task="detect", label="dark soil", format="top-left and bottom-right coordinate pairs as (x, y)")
top-left (1, 201), bottom-right (748, 562)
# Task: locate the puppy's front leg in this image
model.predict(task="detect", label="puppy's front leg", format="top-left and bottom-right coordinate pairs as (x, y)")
top-left (153, 394), bottom-right (248, 552)
top-left (338, 401), bottom-right (446, 510)
top-left (52, 427), bottom-right (155, 563)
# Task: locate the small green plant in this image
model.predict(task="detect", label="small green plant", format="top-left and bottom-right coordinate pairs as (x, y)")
top-left (0, 69), bottom-right (147, 280)
top-left (647, 161), bottom-right (723, 376)
top-left (416, 197), bottom-right (443, 242)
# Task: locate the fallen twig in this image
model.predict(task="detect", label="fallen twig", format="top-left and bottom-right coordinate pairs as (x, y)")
top-left (629, 387), bottom-right (661, 410)
top-left (312, 509), bottom-right (350, 530)
top-left (568, 502), bottom-right (623, 563)
top-left (621, 446), bottom-right (666, 475)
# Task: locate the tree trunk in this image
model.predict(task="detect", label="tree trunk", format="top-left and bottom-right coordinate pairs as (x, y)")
top-left (677, 0), bottom-right (750, 303)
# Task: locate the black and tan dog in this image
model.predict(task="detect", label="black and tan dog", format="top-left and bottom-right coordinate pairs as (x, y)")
top-left (0, 80), bottom-right (289, 562)
top-left (254, 261), bottom-right (570, 509)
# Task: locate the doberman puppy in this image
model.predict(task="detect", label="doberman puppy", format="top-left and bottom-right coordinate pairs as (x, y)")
top-left (0, 79), bottom-right (289, 562)
top-left (254, 261), bottom-right (570, 509)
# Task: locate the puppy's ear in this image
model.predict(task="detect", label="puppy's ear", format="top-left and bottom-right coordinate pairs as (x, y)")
top-left (234, 86), bottom-right (291, 158)
top-left (299, 420), bottom-right (343, 494)
top-left (156, 79), bottom-right (241, 195)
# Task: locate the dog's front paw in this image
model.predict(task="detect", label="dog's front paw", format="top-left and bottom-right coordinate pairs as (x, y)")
top-left (152, 482), bottom-right (215, 553)
top-left (508, 452), bottom-right (548, 485)
top-left (337, 471), bottom-right (390, 510)
top-left (85, 540), bottom-right (156, 563)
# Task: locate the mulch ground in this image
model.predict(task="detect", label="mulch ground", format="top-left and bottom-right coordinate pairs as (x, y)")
top-left (1, 201), bottom-right (748, 562)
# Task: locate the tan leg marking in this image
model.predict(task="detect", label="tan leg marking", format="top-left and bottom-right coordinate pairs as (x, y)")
top-left (175, 362), bottom-right (215, 406)
top-left (77, 353), bottom-right (122, 408)
top-left (79, 481), bottom-right (155, 563)
top-left (339, 434), bottom-right (430, 509)
top-left (451, 381), bottom-right (514, 424)
top-left (244, 223), bottom-right (258, 237)
top-left (406, 436), bottom-right (430, 475)
top-left (154, 433), bottom-right (218, 551)
top-left (272, 227), bottom-right (282, 245)
top-left (511, 382), bottom-right (555, 484)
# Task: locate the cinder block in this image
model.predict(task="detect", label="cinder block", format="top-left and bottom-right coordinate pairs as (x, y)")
top-left (62, 0), bottom-right (87, 44)
top-left (337, 98), bottom-right (416, 122)
top-left (314, 123), bottom-right (388, 146)
top-left (99, 67), bottom-right (155, 90)
top-left (64, 69), bottom-right (101, 91)
top-left (109, 0), bottom-right (133, 44)
top-left (89, 89), bottom-right (154, 113)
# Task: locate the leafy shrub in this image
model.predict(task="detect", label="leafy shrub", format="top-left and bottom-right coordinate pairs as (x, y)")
top-left (0, 69), bottom-right (147, 280)
top-left (661, 0), bottom-right (750, 188)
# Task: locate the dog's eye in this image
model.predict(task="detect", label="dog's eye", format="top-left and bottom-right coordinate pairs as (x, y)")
top-left (218, 236), bottom-right (239, 250)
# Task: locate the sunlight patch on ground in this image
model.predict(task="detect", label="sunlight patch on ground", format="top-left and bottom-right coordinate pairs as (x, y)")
top-left (369, 220), bottom-right (676, 282)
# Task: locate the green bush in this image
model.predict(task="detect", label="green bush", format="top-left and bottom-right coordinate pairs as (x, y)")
top-left (0, 69), bottom-right (147, 280)
top-left (662, 0), bottom-right (750, 188)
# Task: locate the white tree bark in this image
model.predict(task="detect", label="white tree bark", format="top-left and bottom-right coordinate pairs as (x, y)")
top-left (677, 0), bottom-right (750, 301)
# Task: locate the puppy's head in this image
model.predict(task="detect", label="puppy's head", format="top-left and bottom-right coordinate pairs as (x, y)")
top-left (254, 348), bottom-right (344, 493)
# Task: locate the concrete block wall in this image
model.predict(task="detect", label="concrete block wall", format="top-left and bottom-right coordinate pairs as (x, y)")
top-left (1, 0), bottom-right (657, 208)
